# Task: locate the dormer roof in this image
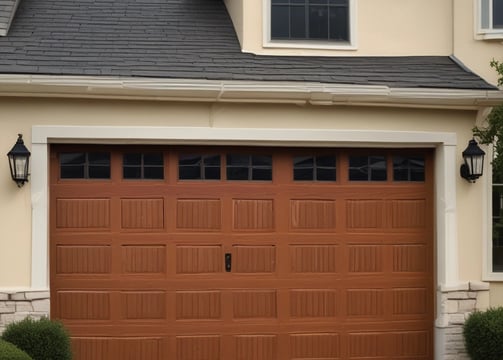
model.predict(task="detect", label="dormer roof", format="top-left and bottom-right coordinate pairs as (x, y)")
top-left (0, 0), bottom-right (20, 36)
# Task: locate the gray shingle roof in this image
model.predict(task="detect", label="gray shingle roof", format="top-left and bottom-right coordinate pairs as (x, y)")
top-left (0, 0), bottom-right (20, 36)
top-left (0, 0), bottom-right (496, 90)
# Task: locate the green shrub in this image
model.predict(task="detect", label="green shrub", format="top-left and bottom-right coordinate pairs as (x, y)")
top-left (464, 307), bottom-right (503, 360)
top-left (1, 317), bottom-right (72, 360)
top-left (0, 339), bottom-right (32, 360)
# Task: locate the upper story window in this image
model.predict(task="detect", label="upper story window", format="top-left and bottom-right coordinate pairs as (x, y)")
top-left (477, 0), bottom-right (503, 39)
top-left (265, 0), bottom-right (356, 49)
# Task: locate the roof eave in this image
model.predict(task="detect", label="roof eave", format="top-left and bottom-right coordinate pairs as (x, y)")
top-left (0, 74), bottom-right (501, 110)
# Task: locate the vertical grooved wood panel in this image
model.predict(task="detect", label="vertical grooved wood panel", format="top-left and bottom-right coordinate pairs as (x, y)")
top-left (121, 292), bottom-right (166, 319)
top-left (346, 200), bottom-right (383, 229)
top-left (348, 246), bottom-right (382, 273)
top-left (121, 245), bottom-right (166, 274)
top-left (121, 198), bottom-right (164, 229)
top-left (176, 336), bottom-right (220, 360)
top-left (290, 333), bottom-right (340, 359)
top-left (392, 199), bottom-right (426, 228)
top-left (392, 288), bottom-right (427, 315)
top-left (235, 335), bottom-right (277, 360)
top-left (176, 199), bottom-right (221, 230)
top-left (56, 245), bottom-right (111, 274)
top-left (72, 338), bottom-right (110, 360)
top-left (290, 290), bottom-right (337, 318)
top-left (347, 290), bottom-right (384, 317)
top-left (233, 199), bottom-right (274, 230)
top-left (58, 291), bottom-right (110, 320)
top-left (232, 290), bottom-right (277, 318)
top-left (233, 246), bottom-right (276, 273)
top-left (290, 245), bottom-right (338, 273)
top-left (393, 244), bottom-right (426, 272)
top-left (176, 246), bottom-right (222, 274)
top-left (56, 198), bottom-right (110, 228)
top-left (176, 291), bottom-right (221, 320)
top-left (290, 200), bottom-right (336, 230)
top-left (390, 331), bottom-right (428, 356)
top-left (116, 338), bottom-right (162, 360)
top-left (348, 333), bottom-right (387, 358)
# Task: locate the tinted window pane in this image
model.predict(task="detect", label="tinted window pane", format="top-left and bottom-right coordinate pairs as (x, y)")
top-left (144, 153), bottom-right (163, 166)
top-left (179, 166), bottom-right (201, 180)
top-left (227, 154), bottom-right (250, 166)
top-left (252, 168), bottom-right (273, 181)
top-left (179, 155), bottom-right (202, 166)
top-left (205, 167), bottom-right (221, 180)
top-left (272, 5), bottom-right (290, 38)
top-left (317, 168), bottom-right (336, 181)
top-left (316, 155), bottom-right (336, 167)
top-left (294, 156), bottom-right (314, 168)
top-left (227, 167), bottom-right (249, 180)
top-left (291, 5), bottom-right (306, 38)
top-left (60, 153), bottom-right (85, 165)
top-left (294, 168), bottom-right (314, 180)
top-left (329, 6), bottom-right (349, 41)
top-left (252, 155), bottom-right (273, 166)
top-left (393, 156), bottom-right (424, 182)
top-left (123, 153), bottom-right (141, 166)
top-left (144, 167), bottom-right (164, 179)
top-left (88, 153), bottom-right (110, 165)
top-left (204, 155), bottom-right (221, 166)
top-left (309, 6), bottom-right (329, 39)
top-left (124, 167), bottom-right (141, 179)
top-left (494, 0), bottom-right (503, 28)
top-left (89, 166), bottom-right (110, 179)
top-left (61, 166), bottom-right (85, 179)
top-left (369, 156), bottom-right (386, 181)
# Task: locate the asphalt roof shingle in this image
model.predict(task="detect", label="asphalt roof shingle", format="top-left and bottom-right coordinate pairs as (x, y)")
top-left (0, 0), bottom-right (496, 90)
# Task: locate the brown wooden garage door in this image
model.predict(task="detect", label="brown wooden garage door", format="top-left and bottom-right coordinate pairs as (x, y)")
top-left (50, 145), bottom-right (434, 360)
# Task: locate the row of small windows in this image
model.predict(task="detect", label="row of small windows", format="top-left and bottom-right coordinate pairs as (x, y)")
top-left (60, 152), bottom-right (425, 182)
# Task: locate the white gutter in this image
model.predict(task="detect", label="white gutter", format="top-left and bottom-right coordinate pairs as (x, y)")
top-left (0, 74), bottom-right (502, 109)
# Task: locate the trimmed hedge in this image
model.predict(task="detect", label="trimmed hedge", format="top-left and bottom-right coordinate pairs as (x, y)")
top-left (1, 317), bottom-right (72, 360)
top-left (0, 339), bottom-right (32, 360)
top-left (464, 307), bottom-right (503, 360)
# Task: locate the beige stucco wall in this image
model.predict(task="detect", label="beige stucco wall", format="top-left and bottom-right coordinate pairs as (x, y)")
top-left (0, 96), bottom-right (484, 294)
top-left (229, 0), bottom-right (452, 57)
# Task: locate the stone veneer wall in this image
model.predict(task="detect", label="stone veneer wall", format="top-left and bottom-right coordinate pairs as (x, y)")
top-left (436, 281), bottom-right (490, 360)
top-left (0, 290), bottom-right (50, 334)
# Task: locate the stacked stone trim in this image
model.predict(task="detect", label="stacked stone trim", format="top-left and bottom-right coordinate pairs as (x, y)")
top-left (0, 290), bottom-right (50, 334)
top-left (437, 281), bottom-right (490, 360)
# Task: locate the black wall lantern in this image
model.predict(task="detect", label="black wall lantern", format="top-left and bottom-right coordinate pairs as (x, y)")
top-left (7, 134), bottom-right (31, 187)
top-left (460, 139), bottom-right (485, 183)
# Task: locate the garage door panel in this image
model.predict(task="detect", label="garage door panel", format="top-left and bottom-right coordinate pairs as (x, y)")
top-left (120, 198), bottom-right (165, 230)
top-left (290, 199), bottom-right (337, 231)
top-left (72, 337), bottom-right (166, 360)
top-left (232, 290), bottom-right (278, 319)
top-left (232, 245), bottom-right (276, 273)
top-left (176, 291), bottom-right (222, 320)
top-left (176, 245), bottom-right (223, 273)
top-left (121, 245), bottom-right (167, 274)
top-left (176, 199), bottom-right (222, 230)
top-left (235, 335), bottom-right (277, 360)
top-left (176, 335), bottom-right (221, 360)
top-left (56, 198), bottom-right (111, 230)
top-left (290, 333), bottom-right (340, 359)
top-left (56, 245), bottom-right (112, 274)
top-left (290, 245), bottom-right (339, 273)
top-left (233, 199), bottom-right (275, 231)
top-left (58, 291), bottom-right (111, 320)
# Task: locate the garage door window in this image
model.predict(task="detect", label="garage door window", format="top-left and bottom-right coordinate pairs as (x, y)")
top-left (349, 155), bottom-right (386, 181)
top-left (226, 154), bottom-right (272, 181)
top-left (293, 155), bottom-right (336, 181)
top-left (123, 153), bottom-right (164, 180)
top-left (60, 152), bottom-right (110, 179)
top-left (179, 154), bottom-right (221, 180)
top-left (393, 156), bottom-right (425, 181)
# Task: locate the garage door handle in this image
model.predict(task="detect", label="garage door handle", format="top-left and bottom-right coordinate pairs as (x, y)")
top-left (225, 253), bottom-right (232, 272)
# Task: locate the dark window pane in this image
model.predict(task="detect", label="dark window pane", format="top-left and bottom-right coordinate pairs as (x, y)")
top-left (294, 156), bottom-right (314, 168)
top-left (88, 153), bottom-right (110, 165)
top-left (124, 166), bottom-right (141, 179)
top-left (123, 153), bottom-right (142, 166)
top-left (494, 0), bottom-right (503, 28)
top-left (227, 167), bottom-right (249, 180)
top-left (494, 184), bottom-right (503, 271)
top-left (227, 154), bottom-right (250, 166)
top-left (316, 155), bottom-right (336, 167)
top-left (291, 5), bottom-right (306, 38)
top-left (317, 168), bottom-right (336, 181)
top-left (272, 5), bottom-right (290, 38)
top-left (179, 166), bottom-right (201, 180)
top-left (294, 168), bottom-right (314, 180)
top-left (371, 169), bottom-right (387, 181)
top-left (369, 156), bottom-right (386, 181)
top-left (204, 155), bottom-right (221, 166)
top-left (393, 156), bottom-right (424, 182)
top-left (60, 153), bottom-right (85, 165)
top-left (410, 169), bottom-right (425, 182)
top-left (205, 167), bottom-right (221, 180)
top-left (329, 6), bottom-right (349, 41)
top-left (252, 168), bottom-right (273, 181)
top-left (252, 155), bottom-right (272, 166)
top-left (349, 168), bottom-right (368, 181)
top-left (144, 153), bottom-right (163, 166)
top-left (144, 167), bottom-right (164, 179)
top-left (89, 166), bottom-right (110, 179)
top-left (179, 155), bottom-right (202, 166)
top-left (330, 0), bottom-right (348, 4)
top-left (309, 6), bottom-right (329, 39)
top-left (61, 166), bottom-right (85, 179)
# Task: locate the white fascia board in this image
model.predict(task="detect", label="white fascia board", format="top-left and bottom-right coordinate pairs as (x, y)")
top-left (0, 74), bottom-right (502, 109)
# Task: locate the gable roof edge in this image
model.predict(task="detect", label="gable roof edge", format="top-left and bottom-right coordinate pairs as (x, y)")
top-left (0, 0), bottom-right (21, 36)
top-left (0, 74), bottom-right (501, 110)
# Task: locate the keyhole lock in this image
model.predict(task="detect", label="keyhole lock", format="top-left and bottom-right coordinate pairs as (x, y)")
top-left (225, 253), bottom-right (232, 272)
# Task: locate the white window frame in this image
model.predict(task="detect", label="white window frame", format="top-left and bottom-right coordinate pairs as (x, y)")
top-left (475, 0), bottom-right (503, 40)
top-left (262, 0), bottom-right (358, 50)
